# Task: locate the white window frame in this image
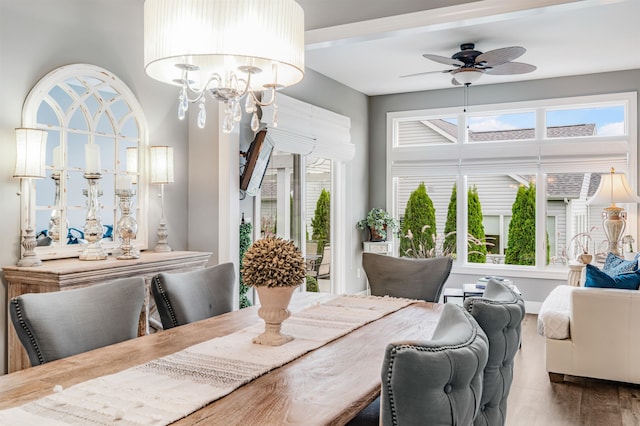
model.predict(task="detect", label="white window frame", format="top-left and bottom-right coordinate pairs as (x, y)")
top-left (387, 92), bottom-right (637, 279)
top-left (22, 64), bottom-right (149, 260)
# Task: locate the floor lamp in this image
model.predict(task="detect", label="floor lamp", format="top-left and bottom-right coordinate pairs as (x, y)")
top-left (587, 168), bottom-right (640, 257)
top-left (150, 146), bottom-right (174, 252)
top-left (14, 128), bottom-right (47, 267)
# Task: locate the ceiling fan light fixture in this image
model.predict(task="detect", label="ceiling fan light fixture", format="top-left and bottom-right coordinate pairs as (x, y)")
top-left (453, 69), bottom-right (483, 86)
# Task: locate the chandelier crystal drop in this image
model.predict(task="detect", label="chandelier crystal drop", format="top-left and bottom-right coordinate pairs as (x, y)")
top-left (144, 0), bottom-right (305, 133)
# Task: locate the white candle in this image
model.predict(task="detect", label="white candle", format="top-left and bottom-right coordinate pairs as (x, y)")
top-left (126, 147), bottom-right (138, 184)
top-left (116, 174), bottom-right (132, 190)
top-left (85, 144), bottom-right (101, 173)
top-left (53, 146), bottom-right (62, 169)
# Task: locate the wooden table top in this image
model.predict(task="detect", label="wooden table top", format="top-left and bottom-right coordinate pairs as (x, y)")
top-left (0, 293), bottom-right (443, 425)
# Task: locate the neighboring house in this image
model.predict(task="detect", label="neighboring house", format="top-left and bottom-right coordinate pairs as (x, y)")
top-left (396, 122), bottom-right (608, 263)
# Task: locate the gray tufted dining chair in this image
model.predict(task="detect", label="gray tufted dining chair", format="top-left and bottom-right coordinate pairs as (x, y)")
top-left (151, 262), bottom-right (235, 329)
top-left (362, 252), bottom-right (452, 302)
top-left (348, 304), bottom-right (489, 425)
top-left (464, 279), bottom-right (526, 426)
top-left (379, 303), bottom-right (489, 425)
top-left (9, 277), bottom-right (145, 367)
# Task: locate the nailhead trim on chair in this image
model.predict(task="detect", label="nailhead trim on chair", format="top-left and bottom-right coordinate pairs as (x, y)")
top-left (10, 298), bottom-right (45, 365)
top-left (153, 275), bottom-right (179, 328)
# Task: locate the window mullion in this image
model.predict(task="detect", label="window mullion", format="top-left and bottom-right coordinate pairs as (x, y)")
top-left (536, 171), bottom-right (547, 269)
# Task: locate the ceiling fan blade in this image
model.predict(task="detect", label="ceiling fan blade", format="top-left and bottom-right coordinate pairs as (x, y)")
top-left (423, 53), bottom-right (464, 67)
top-left (400, 69), bottom-right (452, 78)
top-left (485, 62), bottom-right (537, 75)
top-left (476, 46), bottom-right (525, 67)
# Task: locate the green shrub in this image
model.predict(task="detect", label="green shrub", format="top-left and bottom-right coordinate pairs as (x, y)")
top-left (505, 184), bottom-right (536, 265)
top-left (311, 189), bottom-right (330, 254)
top-left (306, 275), bottom-right (319, 292)
top-left (467, 186), bottom-right (487, 263)
top-left (400, 182), bottom-right (436, 257)
top-left (239, 219), bottom-right (253, 308)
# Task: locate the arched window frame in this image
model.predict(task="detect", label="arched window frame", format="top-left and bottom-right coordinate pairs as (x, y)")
top-left (21, 64), bottom-right (149, 260)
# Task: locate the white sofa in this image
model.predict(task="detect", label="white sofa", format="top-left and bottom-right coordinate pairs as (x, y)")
top-left (538, 285), bottom-right (640, 384)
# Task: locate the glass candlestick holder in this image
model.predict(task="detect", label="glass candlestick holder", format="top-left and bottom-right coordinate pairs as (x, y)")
top-left (48, 172), bottom-right (61, 245)
top-left (79, 172), bottom-right (108, 260)
top-left (115, 188), bottom-right (139, 259)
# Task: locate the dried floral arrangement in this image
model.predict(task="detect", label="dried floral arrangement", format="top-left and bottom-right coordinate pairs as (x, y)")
top-left (241, 236), bottom-right (306, 288)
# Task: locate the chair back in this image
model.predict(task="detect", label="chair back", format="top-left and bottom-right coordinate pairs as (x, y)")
top-left (306, 240), bottom-right (318, 256)
top-left (464, 279), bottom-right (526, 426)
top-left (152, 262), bottom-right (235, 329)
top-left (363, 252), bottom-right (452, 301)
top-left (380, 303), bottom-right (489, 425)
top-left (9, 277), bottom-right (145, 366)
top-left (317, 244), bottom-right (331, 278)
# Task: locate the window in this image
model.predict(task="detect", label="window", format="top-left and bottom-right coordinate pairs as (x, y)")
top-left (388, 93), bottom-right (636, 277)
top-left (254, 94), bottom-right (352, 293)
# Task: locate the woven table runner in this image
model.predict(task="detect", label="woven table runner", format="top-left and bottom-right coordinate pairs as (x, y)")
top-left (0, 294), bottom-right (414, 425)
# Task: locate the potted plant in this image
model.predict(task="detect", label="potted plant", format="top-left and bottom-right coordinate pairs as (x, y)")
top-left (356, 208), bottom-right (399, 242)
top-left (241, 236), bottom-right (306, 346)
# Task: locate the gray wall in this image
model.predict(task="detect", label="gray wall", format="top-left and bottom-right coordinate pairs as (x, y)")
top-left (0, 1), bottom-right (369, 374)
top-left (0, 0), bottom-right (186, 374)
top-left (369, 69), bottom-right (640, 304)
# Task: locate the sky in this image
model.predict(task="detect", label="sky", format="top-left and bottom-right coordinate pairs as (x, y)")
top-left (460, 105), bottom-right (625, 136)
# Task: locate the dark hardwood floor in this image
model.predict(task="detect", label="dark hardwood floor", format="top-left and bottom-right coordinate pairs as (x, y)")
top-left (507, 314), bottom-right (640, 426)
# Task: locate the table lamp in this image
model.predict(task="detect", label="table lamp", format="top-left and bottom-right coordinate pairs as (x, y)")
top-left (150, 146), bottom-right (174, 252)
top-left (587, 168), bottom-right (640, 256)
top-left (14, 128), bottom-right (47, 267)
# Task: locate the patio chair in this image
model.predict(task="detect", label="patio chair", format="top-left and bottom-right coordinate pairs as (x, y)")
top-left (362, 252), bottom-right (452, 302)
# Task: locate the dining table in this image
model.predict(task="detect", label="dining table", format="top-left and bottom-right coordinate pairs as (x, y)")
top-left (0, 292), bottom-right (444, 425)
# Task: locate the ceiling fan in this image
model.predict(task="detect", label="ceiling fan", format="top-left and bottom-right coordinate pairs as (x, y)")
top-left (403, 43), bottom-right (537, 86)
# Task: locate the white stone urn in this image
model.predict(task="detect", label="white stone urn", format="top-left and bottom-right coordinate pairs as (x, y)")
top-left (577, 253), bottom-right (593, 264)
top-left (253, 286), bottom-right (298, 346)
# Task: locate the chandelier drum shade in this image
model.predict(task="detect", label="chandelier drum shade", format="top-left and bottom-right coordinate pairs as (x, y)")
top-left (144, 0), bottom-right (305, 133)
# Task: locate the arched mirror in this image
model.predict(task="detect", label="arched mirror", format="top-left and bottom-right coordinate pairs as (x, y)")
top-left (21, 64), bottom-right (148, 260)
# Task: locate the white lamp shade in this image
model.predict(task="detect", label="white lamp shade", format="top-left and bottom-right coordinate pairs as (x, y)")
top-left (453, 69), bottom-right (483, 85)
top-left (150, 146), bottom-right (174, 184)
top-left (144, 0), bottom-right (305, 90)
top-left (14, 128), bottom-right (47, 178)
top-left (587, 170), bottom-right (640, 206)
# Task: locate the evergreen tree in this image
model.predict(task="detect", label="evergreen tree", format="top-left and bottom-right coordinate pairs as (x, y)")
top-left (400, 182), bottom-right (436, 257)
top-left (467, 186), bottom-right (487, 263)
top-left (443, 183), bottom-right (457, 255)
top-left (443, 183), bottom-right (488, 263)
top-left (239, 219), bottom-right (253, 308)
top-left (505, 183), bottom-right (536, 265)
top-left (311, 189), bottom-right (330, 254)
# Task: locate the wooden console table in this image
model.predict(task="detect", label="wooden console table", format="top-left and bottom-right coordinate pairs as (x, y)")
top-left (3, 250), bottom-right (211, 373)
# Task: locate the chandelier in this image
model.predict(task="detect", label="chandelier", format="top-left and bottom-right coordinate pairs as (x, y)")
top-left (144, 0), bottom-right (305, 133)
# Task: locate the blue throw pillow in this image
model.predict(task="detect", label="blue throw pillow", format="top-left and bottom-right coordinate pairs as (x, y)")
top-left (602, 252), bottom-right (638, 277)
top-left (585, 264), bottom-right (640, 290)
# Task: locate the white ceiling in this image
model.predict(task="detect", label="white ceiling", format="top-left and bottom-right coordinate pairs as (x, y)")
top-left (298, 0), bottom-right (640, 96)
